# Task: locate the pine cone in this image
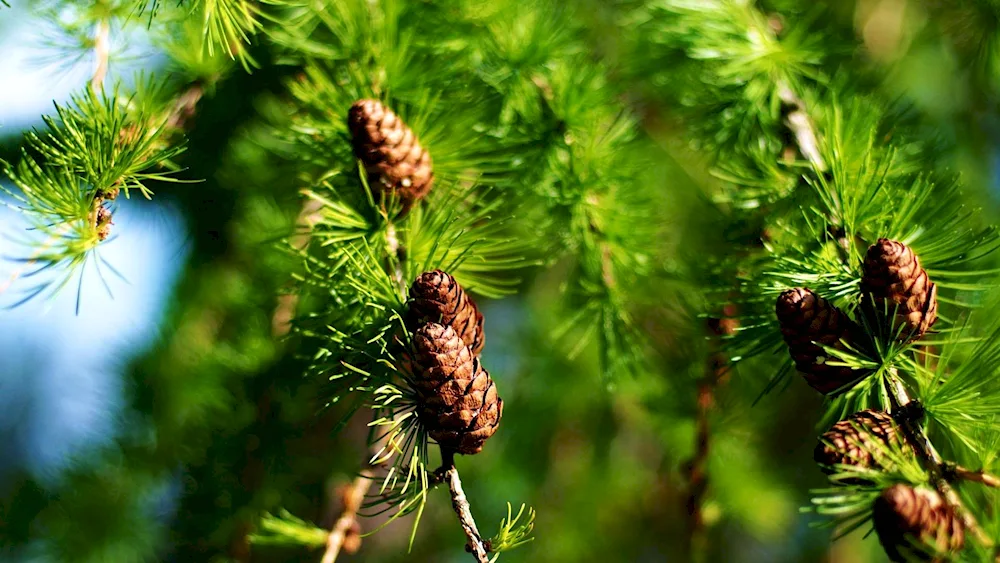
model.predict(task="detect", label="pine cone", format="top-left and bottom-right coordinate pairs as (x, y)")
top-left (408, 270), bottom-right (485, 356)
top-left (95, 206), bottom-right (113, 241)
top-left (347, 99), bottom-right (433, 205)
top-left (814, 409), bottom-right (901, 474)
top-left (96, 186), bottom-right (120, 201)
top-left (776, 288), bottom-right (864, 394)
top-left (873, 484), bottom-right (964, 562)
top-left (861, 238), bottom-right (938, 341)
top-left (410, 323), bottom-right (502, 455)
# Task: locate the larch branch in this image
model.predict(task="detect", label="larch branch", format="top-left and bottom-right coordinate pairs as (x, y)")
top-left (885, 374), bottom-right (992, 547)
top-left (321, 468), bottom-right (375, 563)
top-left (438, 451), bottom-right (491, 563)
top-left (684, 312), bottom-right (736, 561)
top-left (777, 83), bottom-right (826, 172)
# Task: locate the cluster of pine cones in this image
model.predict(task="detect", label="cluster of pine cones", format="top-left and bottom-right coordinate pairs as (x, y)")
top-left (348, 97), bottom-right (963, 558)
top-left (405, 270), bottom-right (503, 456)
top-left (777, 240), bottom-right (961, 560)
top-left (776, 238), bottom-right (937, 395)
top-left (814, 409), bottom-right (964, 561)
top-left (347, 98), bottom-right (965, 558)
top-left (347, 101), bottom-right (500, 455)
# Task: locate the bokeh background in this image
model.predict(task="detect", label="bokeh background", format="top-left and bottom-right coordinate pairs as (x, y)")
top-left (2, 1), bottom-right (1000, 562)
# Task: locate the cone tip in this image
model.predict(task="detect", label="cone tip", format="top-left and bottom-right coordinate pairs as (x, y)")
top-left (350, 98), bottom-right (382, 111)
top-left (414, 269), bottom-right (449, 282)
top-left (347, 99), bottom-right (386, 130)
top-left (409, 269), bottom-right (453, 296)
top-left (866, 238), bottom-right (905, 259)
top-left (414, 321), bottom-right (451, 339)
top-left (776, 287), bottom-right (812, 319)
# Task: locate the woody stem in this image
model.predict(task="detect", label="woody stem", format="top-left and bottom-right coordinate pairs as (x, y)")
top-left (387, 222), bottom-right (407, 297)
top-left (777, 82), bottom-right (825, 172)
top-left (320, 468), bottom-right (375, 563)
top-left (951, 466), bottom-right (1000, 488)
top-left (885, 372), bottom-right (992, 546)
top-left (438, 450), bottom-right (491, 563)
top-left (90, 18), bottom-right (110, 91)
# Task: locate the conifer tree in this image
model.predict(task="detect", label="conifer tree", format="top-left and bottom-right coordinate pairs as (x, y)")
top-left (4, 1), bottom-right (1000, 562)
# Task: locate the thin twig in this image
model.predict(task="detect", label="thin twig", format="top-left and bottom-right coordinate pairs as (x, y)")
top-left (777, 82), bottom-right (854, 264)
top-left (951, 466), bottom-right (1000, 488)
top-left (685, 372), bottom-right (713, 559)
top-left (885, 373), bottom-right (993, 547)
top-left (312, 409), bottom-right (401, 563)
top-left (386, 222), bottom-right (407, 297)
top-left (90, 19), bottom-right (110, 92)
top-left (439, 450), bottom-right (491, 563)
top-left (684, 313), bottom-right (737, 561)
top-left (314, 217), bottom-right (409, 561)
top-left (165, 83), bottom-right (205, 132)
top-left (321, 468), bottom-right (375, 563)
top-left (777, 83), bottom-right (826, 172)
top-left (272, 199), bottom-right (324, 336)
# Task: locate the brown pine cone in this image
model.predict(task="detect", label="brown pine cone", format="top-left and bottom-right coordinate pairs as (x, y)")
top-left (814, 409), bottom-right (901, 474)
top-left (408, 270), bottom-right (485, 356)
top-left (96, 186), bottom-right (120, 201)
top-left (873, 484), bottom-right (964, 562)
top-left (347, 99), bottom-right (433, 205)
top-left (410, 323), bottom-right (502, 455)
top-left (776, 288), bottom-right (864, 394)
top-left (861, 238), bottom-right (938, 341)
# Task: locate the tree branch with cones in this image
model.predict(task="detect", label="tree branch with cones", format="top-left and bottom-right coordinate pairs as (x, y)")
top-left (778, 237), bottom-right (998, 559)
top-left (252, 99), bottom-right (529, 562)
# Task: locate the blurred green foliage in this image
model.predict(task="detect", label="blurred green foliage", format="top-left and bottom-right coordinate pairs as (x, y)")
top-left (3, 0), bottom-right (1000, 562)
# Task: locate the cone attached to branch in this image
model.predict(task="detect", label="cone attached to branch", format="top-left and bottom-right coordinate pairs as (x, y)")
top-left (95, 205), bottom-right (113, 241)
top-left (861, 238), bottom-right (937, 341)
top-left (873, 484), bottom-right (964, 562)
top-left (347, 99), bottom-right (433, 206)
top-left (408, 270), bottom-right (485, 356)
top-left (410, 323), bottom-right (502, 455)
top-left (776, 288), bottom-right (864, 394)
top-left (815, 409), bottom-right (901, 475)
